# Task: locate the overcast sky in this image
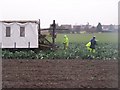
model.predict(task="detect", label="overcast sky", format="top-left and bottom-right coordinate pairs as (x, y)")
top-left (0, 0), bottom-right (119, 28)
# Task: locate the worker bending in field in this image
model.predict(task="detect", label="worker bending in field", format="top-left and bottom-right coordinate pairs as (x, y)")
top-left (63, 35), bottom-right (69, 50)
top-left (86, 36), bottom-right (97, 53)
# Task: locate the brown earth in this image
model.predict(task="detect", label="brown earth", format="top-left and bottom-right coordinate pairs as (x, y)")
top-left (2, 59), bottom-right (118, 88)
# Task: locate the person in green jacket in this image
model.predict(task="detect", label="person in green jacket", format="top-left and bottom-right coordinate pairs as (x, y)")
top-left (63, 35), bottom-right (69, 50)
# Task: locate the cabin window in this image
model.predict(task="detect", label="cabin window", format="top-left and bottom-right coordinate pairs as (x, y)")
top-left (20, 27), bottom-right (25, 37)
top-left (6, 27), bottom-right (11, 37)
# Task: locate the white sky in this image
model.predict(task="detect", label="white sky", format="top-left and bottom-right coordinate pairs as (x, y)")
top-left (0, 0), bottom-right (119, 28)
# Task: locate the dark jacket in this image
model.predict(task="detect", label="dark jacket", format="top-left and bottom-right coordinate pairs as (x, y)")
top-left (90, 38), bottom-right (96, 49)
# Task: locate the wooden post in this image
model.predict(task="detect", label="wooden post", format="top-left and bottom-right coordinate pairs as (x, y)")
top-left (52, 20), bottom-right (56, 45)
top-left (38, 19), bottom-right (41, 48)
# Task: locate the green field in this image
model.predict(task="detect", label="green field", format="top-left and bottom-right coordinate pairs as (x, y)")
top-left (54, 32), bottom-right (118, 43)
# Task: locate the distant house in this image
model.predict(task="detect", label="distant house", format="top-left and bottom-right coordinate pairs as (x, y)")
top-left (0, 20), bottom-right (38, 48)
top-left (60, 24), bottom-right (72, 30)
top-left (73, 25), bottom-right (81, 33)
top-left (113, 25), bottom-right (118, 31)
top-left (81, 25), bottom-right (86, 29)
top-left (80, 25), bottom-right (92, 30)
top-left (58, 24), bottom-right (72, 33)
top-left (102, 25), bottom-right (115, 31)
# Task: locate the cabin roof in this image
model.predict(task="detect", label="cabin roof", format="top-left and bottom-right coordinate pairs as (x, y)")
top-left (0, 20), bottom-right (38, 23)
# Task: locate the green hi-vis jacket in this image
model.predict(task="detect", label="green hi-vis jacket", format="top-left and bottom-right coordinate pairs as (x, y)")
top-left (63, 36), bottom-right (69, 46)
top-left (86, 42), bottom-right (91, 47)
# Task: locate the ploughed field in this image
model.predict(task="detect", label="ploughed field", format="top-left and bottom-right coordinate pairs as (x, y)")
top-left (2, 59), bottom-right (118, 88)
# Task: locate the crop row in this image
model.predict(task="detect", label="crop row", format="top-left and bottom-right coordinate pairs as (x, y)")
top-left (2, 43), bottom-right (118, 60)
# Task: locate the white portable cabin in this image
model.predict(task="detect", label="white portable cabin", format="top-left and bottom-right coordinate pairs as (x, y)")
top-left (0, 20), bottom-right (38, 48)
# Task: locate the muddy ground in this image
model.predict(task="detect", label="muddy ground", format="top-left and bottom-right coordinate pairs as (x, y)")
top-left (2, 59), bottom-right (118, 88)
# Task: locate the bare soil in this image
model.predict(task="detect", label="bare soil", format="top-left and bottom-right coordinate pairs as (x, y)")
top-left (2, 59), bottom-right (118, 88)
